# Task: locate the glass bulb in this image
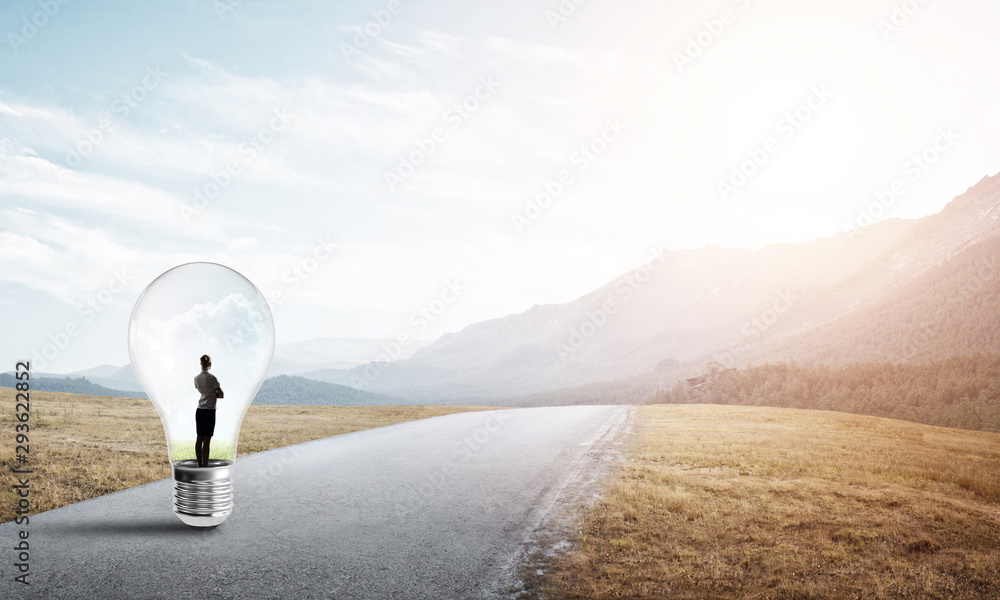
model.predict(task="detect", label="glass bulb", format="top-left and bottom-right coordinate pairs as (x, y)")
top-left (127, 262), bottom-right (275, 528)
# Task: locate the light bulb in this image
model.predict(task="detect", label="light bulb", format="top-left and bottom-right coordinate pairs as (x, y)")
top-left (127, 262), bottom-right (275, 528)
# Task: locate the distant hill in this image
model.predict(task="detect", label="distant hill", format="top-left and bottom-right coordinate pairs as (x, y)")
top-left (29, 337), bottom-right (436, 395)
top-left (0, 373), bottom-right (412, 407)
top-left (268, 337), bottom-right (434, 375)
top-left (651, 355), bottom-right (1000, 433)
top-left (64, 363), bottom-right (146, 393)
top-left (749, 235), bottom-right (1000, 366)
top-left (518, 230), bottom-right (1000, 407)
top-left (0, 364), bottom-right (149, 393)
top-left (0, 373), bottom-right (148, 399)
top-left (251, 375), bottom-right (406, 406)
top-left (303, 173), bottom-right (1000, 403)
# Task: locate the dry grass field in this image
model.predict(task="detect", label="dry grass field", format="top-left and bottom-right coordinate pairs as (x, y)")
top-left (540, 404), bottom-right (1000, 600)
top-left (0, 387), bottom-right (492, 523)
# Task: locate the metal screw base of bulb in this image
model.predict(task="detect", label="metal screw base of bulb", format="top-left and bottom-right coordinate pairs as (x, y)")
top-left (171, 459), bottom-right (234, 528)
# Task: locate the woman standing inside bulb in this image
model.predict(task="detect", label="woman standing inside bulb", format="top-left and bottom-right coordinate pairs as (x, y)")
top-left (193, 354), bottom-right (224, 468)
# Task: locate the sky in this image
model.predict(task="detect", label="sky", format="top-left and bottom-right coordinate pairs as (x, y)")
top-left (1, 0), bottom-right (999, 372)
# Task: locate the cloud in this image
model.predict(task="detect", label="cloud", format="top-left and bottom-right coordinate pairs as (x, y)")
top-left (418, 31), bottom-right (465, 57)
top-left (0, 138), bottom-right (199, 227)
top-left (131, 289), bottom-right (274, 445)
top-left (142, 292), bottom-right (271, 364)
top-left (483, 36), bottom-right (598, 68)
top-left (0, 206), bottom-right (228, 306)
top-left (0, 208), bottom-right (146, 301)
top-left (226, 237), bottom-right (257, 252)
top-left (0, 101), bottom-right (63, 121)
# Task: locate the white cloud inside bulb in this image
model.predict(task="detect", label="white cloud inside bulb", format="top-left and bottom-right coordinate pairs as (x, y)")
top-left (130, 288), bottom-right (274, 456)
top-left (144, 293), bottom-right (271, 367)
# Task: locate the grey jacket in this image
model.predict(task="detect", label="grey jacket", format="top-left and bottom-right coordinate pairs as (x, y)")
top-left (194, 371), bottom-right (221, 409)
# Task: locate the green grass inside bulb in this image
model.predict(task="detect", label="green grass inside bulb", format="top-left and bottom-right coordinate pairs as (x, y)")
top-left (169, 440), bottom-right (236, 461)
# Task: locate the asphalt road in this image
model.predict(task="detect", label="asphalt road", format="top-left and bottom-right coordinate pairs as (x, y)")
top-left (2, 405), bottom-right (632, 600)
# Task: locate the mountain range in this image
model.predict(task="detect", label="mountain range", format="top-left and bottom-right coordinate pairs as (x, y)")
top-left (0, 373), bottom-right (399, 407)
top-left (10, 337), bottom-right (434, 394)
top-left (301, 173), bottom-right (1000, 403)
top-left (23, 172), bottom-right (1000, 406)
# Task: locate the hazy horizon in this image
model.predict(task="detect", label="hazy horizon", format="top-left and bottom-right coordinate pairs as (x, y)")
top-left (3, 0), bottom-right (1000, 371)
